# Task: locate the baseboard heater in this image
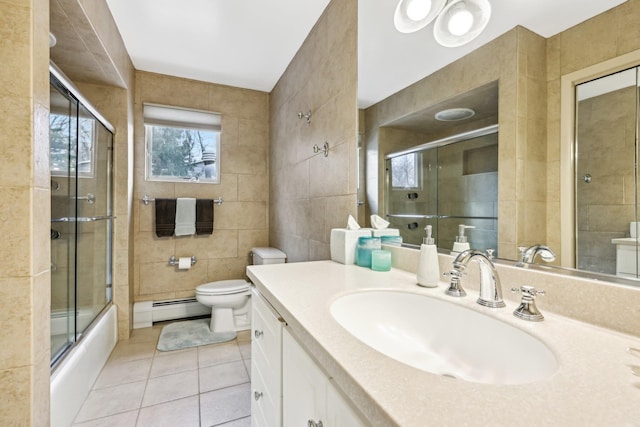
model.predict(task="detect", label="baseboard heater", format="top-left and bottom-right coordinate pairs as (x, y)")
top-left (133, 298), bottom-right (210, 329)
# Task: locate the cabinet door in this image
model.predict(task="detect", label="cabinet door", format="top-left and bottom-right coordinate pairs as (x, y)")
top-left (282, 328), bottom-right (327, 427)
top-left (252, 291), bottom-right (283, 427)
top-left (326, 381), bottom-right (369, 427)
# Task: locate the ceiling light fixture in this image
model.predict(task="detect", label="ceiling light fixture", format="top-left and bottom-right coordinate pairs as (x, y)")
top-left (434, 0), bottom-right (491, 47)
top-left (394, 0), bottom-right (491, 47)
top-left (434, 107), bottom-right (476, 121)
top-left (394, 0), bottom-right (446, 34)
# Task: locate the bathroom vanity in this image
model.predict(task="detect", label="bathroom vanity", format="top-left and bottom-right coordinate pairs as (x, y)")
top-left (247, 257), bottom-right (640, 426)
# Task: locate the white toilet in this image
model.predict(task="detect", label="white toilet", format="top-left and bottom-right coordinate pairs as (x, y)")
top-left (195, 247), bottom-right (287, 334)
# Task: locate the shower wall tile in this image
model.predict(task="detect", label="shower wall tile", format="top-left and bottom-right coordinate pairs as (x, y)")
top-left (134, 71), bottom-right (269, 302)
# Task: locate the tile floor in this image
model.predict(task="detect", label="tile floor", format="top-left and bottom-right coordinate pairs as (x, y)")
top-left (72, 323), bottom-right (252, 427)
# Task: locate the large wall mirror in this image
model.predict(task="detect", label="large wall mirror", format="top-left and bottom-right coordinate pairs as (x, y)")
top-left (358, 0), bottom-right (640, 286)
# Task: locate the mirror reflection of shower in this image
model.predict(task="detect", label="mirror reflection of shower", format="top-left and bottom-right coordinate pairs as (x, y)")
top-left (385, 125), bottom-right (498, 254)
top-left (575, 66), bottom-right (640, 279)
top-left (50, 65), bottom-right (114, 367)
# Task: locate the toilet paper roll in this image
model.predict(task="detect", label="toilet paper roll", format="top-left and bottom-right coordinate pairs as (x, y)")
top-left (178, 257), bottom-right (192, 270)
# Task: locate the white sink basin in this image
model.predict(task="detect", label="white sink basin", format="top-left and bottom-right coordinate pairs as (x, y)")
top-left (330, 290), bottom-right (558, 384)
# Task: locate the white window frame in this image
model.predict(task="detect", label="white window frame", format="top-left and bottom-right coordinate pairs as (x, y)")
top-left (390, 152), bottom-right (422, 190)
top-left (144, 103), bottom-right (221, 184)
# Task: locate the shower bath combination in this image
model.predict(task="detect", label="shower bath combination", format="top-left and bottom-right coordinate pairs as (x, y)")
top-left (49, 64), bottom-right (115, 367)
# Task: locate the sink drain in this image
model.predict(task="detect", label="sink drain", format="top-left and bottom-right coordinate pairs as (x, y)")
top-left (441, 373), bottom-right (457, 379)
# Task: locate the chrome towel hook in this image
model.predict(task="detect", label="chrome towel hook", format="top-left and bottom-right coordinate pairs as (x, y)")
top-left (313, 142), bottom-right (329, 157)
top-left (297, 110), bottom-right (312, 124)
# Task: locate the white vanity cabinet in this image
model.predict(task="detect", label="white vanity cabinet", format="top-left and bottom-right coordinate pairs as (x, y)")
top-left (282, 328), bottom-right (368, 427)
top-left (251, 290), bottom-right (284, 427)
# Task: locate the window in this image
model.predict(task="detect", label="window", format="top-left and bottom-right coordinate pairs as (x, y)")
top-left (390, 152), bottom-right (421, 189)
top-left (144, 104), bottom-right (221, 184)
top-left (50, 102), bottom-right (96, 178)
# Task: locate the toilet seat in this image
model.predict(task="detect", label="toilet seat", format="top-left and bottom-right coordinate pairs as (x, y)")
top-left (196, 279), bottom-right (250, 296)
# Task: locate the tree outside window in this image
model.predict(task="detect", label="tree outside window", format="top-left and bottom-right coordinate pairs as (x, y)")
top-left (146, 125), bottom-right (220, 183)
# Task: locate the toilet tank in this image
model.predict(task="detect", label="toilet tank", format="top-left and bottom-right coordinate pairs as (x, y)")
top-left (252, 247), bottom-right (287, 265)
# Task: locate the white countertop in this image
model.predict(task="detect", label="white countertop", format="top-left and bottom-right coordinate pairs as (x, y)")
top-left (247, 260), bottom-right (640, 427)
top-left (612, 237), bottom-right (640, 246)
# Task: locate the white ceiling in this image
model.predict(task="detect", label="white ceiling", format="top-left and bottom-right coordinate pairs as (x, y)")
top-left (106, 0), bottom-right (627, 108)
top-left (105, 0), bottom-right (331, 92)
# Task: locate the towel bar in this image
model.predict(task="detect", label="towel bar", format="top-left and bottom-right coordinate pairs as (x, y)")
top-left (142, 194), bottom-right (223, 206)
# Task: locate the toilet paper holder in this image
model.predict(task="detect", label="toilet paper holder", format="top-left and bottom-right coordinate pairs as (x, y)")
top-left (168, 255), bottom-right (197, 266)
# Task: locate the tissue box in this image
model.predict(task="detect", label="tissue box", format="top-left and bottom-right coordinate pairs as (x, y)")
top-left (331, 228), bottom-right (372, 264)
top-left (370, 228), bottom-right (400, 237)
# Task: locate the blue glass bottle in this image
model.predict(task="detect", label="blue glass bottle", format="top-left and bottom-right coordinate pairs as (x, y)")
top-left (356, 237), bottom-right (381, 268)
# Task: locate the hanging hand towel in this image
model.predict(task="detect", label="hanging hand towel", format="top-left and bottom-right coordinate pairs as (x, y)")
top-left (155, 199), bottom-right (177, 237)
top-left (195, 199), bottom-right (214, 235)
top-left (175, 198), bottom-right (196, 236)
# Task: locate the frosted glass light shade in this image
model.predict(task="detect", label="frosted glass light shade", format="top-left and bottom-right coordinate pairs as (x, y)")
top-left (394, 0), bottom-right (446, 34)
top-left (434, 0), bottom-right (491, 47)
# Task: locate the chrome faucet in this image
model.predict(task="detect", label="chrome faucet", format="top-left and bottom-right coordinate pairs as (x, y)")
top-left (517, 244), bottom-right (556, 266)
top-left (445, 249), bottom-right (505, 308)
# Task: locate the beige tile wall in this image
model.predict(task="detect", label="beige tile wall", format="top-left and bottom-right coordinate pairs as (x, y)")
top-left (0, 0), bottom-right (51, 424)
top-left (133, 71), bottom-right (270, 302)
top-left (546, 0), bottom-right (640, 263)
top-left (269, 0), bottom-right (358, 262)
top-left (365, 26), bottom-right (547, 260)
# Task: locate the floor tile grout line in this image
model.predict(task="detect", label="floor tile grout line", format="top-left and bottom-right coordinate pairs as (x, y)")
top-left (211, 414), bottom-right (251, 427)
top-left (197, 344), bottom-right (202, 427)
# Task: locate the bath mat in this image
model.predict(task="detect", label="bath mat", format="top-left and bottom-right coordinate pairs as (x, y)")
top-left (157, 319), bottom-right (236, 351)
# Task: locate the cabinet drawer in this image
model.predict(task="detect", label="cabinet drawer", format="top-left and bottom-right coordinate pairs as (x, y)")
top-left (251, 289), bottom-right (283, 426)
top-left (252, 290), bottom-right (283, 368)
top-left (251, 362), bottom-right (280, 427)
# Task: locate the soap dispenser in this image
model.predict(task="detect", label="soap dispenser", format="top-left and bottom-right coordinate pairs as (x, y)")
top-left (417, 225), bottom-right (440, 288)
top-left (451, 224), bottom-right (475, 255)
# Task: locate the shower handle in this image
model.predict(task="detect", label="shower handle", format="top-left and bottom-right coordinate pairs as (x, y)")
top-left (75, 193), bottom-right (96, 204)
top-left (583, 174), bottom-right (592, 183)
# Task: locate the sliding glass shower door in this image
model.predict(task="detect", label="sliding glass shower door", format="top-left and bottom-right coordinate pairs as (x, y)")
top-left (50, 69), bottom-right (114, 365)
top-left (385, 126), bottom-right (498, 253)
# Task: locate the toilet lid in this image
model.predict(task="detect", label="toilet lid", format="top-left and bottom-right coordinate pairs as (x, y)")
top-left (196, 279), bottom-right (251, 295)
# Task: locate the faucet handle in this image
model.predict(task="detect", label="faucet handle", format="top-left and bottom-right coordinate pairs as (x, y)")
top-left (443, 269), bottom-right (467, 297)
top-left (486, 248), bottom-right (495, 260)
top-left (511, 285), bottom-right (545, 298)
top-left (511, 285), bottom-right (545, 321)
